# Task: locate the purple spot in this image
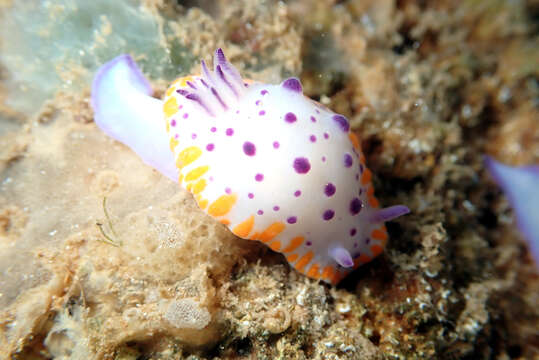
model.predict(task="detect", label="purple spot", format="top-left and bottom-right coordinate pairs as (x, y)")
top-left (293, 157), bottom-right (311, 174)
top-left (183, 113), bottom-right (189, 119)
top-left (332, 115), bottom-right (350, 132)
top-left (273, 141), bottom-right (280, 149)
top-left (261, 89), bottom-right (268, 95)
top-left (358, 188), bottom-right (363, 195)
top-left (365, 237), bottom-right (371, 245)
top-left (353, 243), bottom-right (358, 248)
top-left (322, 156), bottom-right (326, 162)
top-left (179, 104), bottom-right (183, 109)
top-left (255, 100), bottom-right (261, 106)
top-left (323, 209), bottom-right (335, 221)
top-left (294, 190), bottom-right (301, 197)
top-left (350, 228), bottom-right (357, 236)
top-left (350, 198), bottom-right (363, 215)
top-left (257, 210), bottom-right (264, 215)
top-left (324, 183), bottom-right (336, 197)
top-left (248, 193), bottom-right (254, 199)
top-left (355, 173), bottom-right (360, 181)
top-left (191, 133), bottom-right (197, 139)
top-left (324, 132), bottom-right (329, 139)
top-left (284, 112), bottom-right (297, 123)
top-left (171, 119), bottom-right (177, 127)
top-left (287, 216), bottom-right (297, 224)
top-left (344, 153), bottom-right (353, 168)
top-left (226, 128), bottom-right (234, 136)
top-left (225, 187), bottom-right (231, 194)
top-left (243, 141), bottom-right (256, 156)
top-left (273, 206), bottom-right (280, 211)
top-left (306, 241), bottom-right (312, 246)
top-left (316, 109), bottom-right (320, 114)
top-left (209, 176), bottom-right (214, 182)
top-left (310, 116), bottom-right (316, 122)
top-left (281, 77), bottom-right (302, 93)
top-left (211, 127), bottom-right (217, 132)
top-left (255, 173), bottom-right (264, 182)
top-left (174, 134), bottom-right (179, 139)
top-left (206, 143), bottom-right (215, 151)
top-left (259, 110), bottom-right (266, 116)
top-left (309, 135), bottom-right (317, 142)
top-left (359, 164), bottom-right (364, 173)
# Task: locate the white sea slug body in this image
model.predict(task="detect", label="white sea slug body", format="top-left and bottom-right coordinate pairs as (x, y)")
top-left (92, 49), bottom-right (409, 285)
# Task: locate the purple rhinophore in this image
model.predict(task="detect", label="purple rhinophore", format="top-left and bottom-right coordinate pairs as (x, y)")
top-left (281, 77), bottom-right (302, 93)
top-left (344, 153), bottom-right (353, 168)
top-left (330, 247), bottom-right (353, 268)
top-left (293, 157), bottom-right (311, 174)
top-left (211, 87), bottom-right (228, 110)
top-left (287, 216), bottom-right (297, 224)
top-left (332, 114), bottom-right (350, 132)
top-left (369, 205), bottom-right (410, 223)
top-left (324, 183), bottom-right (336, 197)
top-left (243, 141), bottom-right (256, 156)
top-left (323, 209), bottom-right (335, 221)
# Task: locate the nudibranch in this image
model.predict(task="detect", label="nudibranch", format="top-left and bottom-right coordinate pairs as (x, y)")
top-left (485, 156), bottom-right (539, 266)
top-left (91, 49), bottom-right (410, 284)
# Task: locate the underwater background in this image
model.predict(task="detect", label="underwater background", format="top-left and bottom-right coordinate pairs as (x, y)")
top-left (0, 0), bottom-right (538, 359)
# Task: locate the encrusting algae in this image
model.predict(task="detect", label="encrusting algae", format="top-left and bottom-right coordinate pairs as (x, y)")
top-left (0, 0), bottom-right (538, 359)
